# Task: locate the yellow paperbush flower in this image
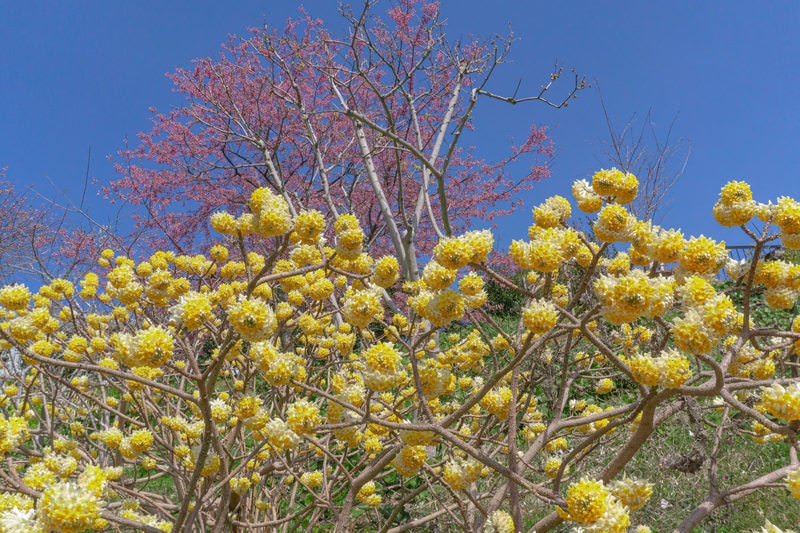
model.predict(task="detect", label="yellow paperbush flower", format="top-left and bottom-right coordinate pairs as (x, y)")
top-left (131, 326), bottom-right (174, 367)
top-left (594, 270), bottom-right (674, 324)
top-left (228, 295), bottom-right (276, 341)
top-left (293, 209), bottom-right (325, 244)
top-left (0, 284), bottom-right (31, 311)
top-left (250, 188), bottom-right (293, 238)
top-left (286, 399), bottom-right (321, 435)
top-left (533, 195), bottom-right (571, 228)
top-left (595, 378), bottom-right (615, 395)
top-left (594, 203), bottom-right (634, 243)
top-left (558, 477), bottom-right (611, 524)
top-left (760, 383), bottom-right (800, 422)
top-left (392, 445), bottom-right (427, 477)
top-left (591, 168), bottom-right (639, 204)
top-left (609, 475), bottom-right (653, 511)
top-left (484, 510), bottom-right (515, 533)
top-left (362, 342), bottom-right (404, 392)
top-left (714, 181), bottom-right (756, 227)
top-left (342, 289), bottom-right (383, 329)
top-left (787, 467), bottom-right (800, 500)
top-left (373, 256), bottom-right (400, 288)
top-left (433, 235), bottom-right (474, 270)
top-left (37, 481), bottom-right (104, 533)
top-left (774, 196), bottom-right (800, 234)
top-left (572, 179), bottom-right (603, 213)
top-left (443, 457), bottom-right (481, 490)
top-left (627, 349), bottom-right (692, 389)
top-left (481, 386), bottom-right (513, 419)
top-left (521, 299), bottom-right (559, 335)
top-left (425, 289), bottom-right (465, 327)
top-left (300, 471), bottom-right (324, 489)
top-left (544, 456), bottom-right (566, 479)
top-left (679, 235), bottom-right (727, 275)
top-left (463, 230), bottom-right (494, 263)
top-left (356, 481), bottom-right (382, 506)
top-left (170, 291), bottom-right (214, 330)
top-left (129, 429), bottom-right (154, 453)
top-left (422, 261), bottom-right (457, 290)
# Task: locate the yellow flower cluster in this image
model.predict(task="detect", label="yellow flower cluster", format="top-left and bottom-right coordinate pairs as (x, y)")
top-left (300, 470), bottom-right (323, 489)
top-left (227, 296), bottom-right (276, 341)
top-left (629, 223), bottom-right (685, 265)
top-left (678, 235), bottom-right (728, 276)
top-left (250, 187), bottom-right (294, 238)
top-left (373, 255), bottom-right (400, 288)
top-left (787, 467), bottom-right (800, 500)
top-left (356, 481), bottom-right (381, 506)
top-left (729, 343), bottom-right (776, 380)
top-left (334, 214), bottom-right (364, 260)
top-left (0, 506), bottom-right (41, 533)
top-left (0, 415), bottom-right (29, 456)
top-left (0, 284), bottom-right (31, 311)
top-left (574, 404), bottom-right (614, 433)
top-left (433, 230), bottom-right (494, 269)
top-left (510, 224), bottom-right (586, 273)
top-left (286, 399), bottom-right (321, 435)
top-left (481, 386), bottom-right (513, 419)
top-left (751, 420), bottom-right (784, 444)
top-left (37, 481), bottom-right (104, 533)
top-left (759, 383), bottom-right (800, 422)
top-left (421, 261), bottom-right (456, 290)
top-left (263, 418), bottom-right (300, 452)
top-left (713, 181), bottom-right (756, 227)
top-left (557, 477), bottom-right (630, 532)
top-left (594, 203), bottom-right (635, 243)
top-left (342, 289), bottom-right (383, 329)
top-left (626, 349), bottom-right (692, 388)
top-left (671, 282), bottom-right (739, 354)
top-left (521, 298), bottom-right (559, 335)
top-left (483, 510), bottom-right (515, 533)
top-left (131, 326), bottom-right (174, 367)
top-left (398, 425), bottom-right (435, 447)
top-left (423, 289), bottom-right (466, 327)
top-left (753, 260), bottom-right (800, 310)
top-left (440, 329), bottom-right (489, 373)
top-left (416, 358), bottom-right (453, 400)
top-left (105, 269), bottom-right (140, 306)
top-left (533, 195), bottom-right (571, 228)
top-left (543, 456), bottom-right (566, 479)
top-left (292, 209), bottom-right (325, 244)
top-left (170, 291), bottom-right (213, 330)
top-left (362, 342), bottom-right (405, 392)
top-left (594, 270), bottom-right (674, 324)
top-left (572, 179), bottom-right (603, 213)
top-left (442, 457), bottom-right (482, 490)
top-left (392, 445), bottom-right (427, 477)
top-left (761, 196), bottom-right (800, 249)
top-left (608, 475), bottom-right (653, 511)
top-left (595, 378), bottom-right (615, 395)
top-left (591, 168), bottom-right (639, 204)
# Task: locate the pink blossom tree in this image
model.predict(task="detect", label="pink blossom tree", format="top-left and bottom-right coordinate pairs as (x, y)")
top-left (110, 0), bottom-right (583, 279)
top-left (0, 170), bottom-right (55, 282)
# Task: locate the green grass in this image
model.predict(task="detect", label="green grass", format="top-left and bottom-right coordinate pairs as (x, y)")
top-left (617, 413), bottom-right (799, 532)
top-left (433, 312), bottom-right (800, 532)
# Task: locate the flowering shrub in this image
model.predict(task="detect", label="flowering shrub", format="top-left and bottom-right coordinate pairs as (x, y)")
top-left (0, 172), bottom-right (799, 532)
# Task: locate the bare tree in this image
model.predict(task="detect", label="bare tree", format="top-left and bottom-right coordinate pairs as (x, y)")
top-left (0, 169), bottom-right (53, 283)
top-left (599, 89), bottom-right (692, 222)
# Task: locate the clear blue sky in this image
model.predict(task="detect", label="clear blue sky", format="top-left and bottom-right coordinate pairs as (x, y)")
top-left (1, 1), bottom-right (799, 248)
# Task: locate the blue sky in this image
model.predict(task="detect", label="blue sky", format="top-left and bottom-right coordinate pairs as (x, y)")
top-left (1, 1), bottom-right (799, 249)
